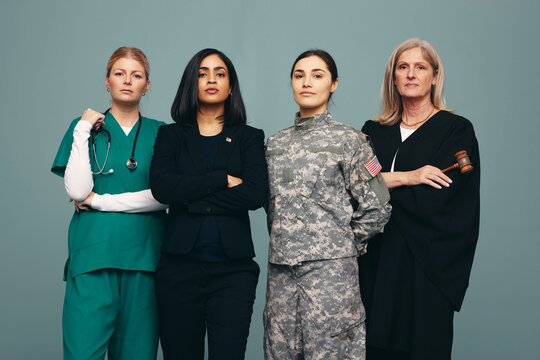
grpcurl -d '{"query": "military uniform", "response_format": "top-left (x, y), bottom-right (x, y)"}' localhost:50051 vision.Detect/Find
top-left (264, 112), bottom-right (391, 360)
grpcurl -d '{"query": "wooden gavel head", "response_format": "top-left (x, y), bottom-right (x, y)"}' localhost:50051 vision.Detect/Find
top-left (441, 150), bottom-right (474, 173)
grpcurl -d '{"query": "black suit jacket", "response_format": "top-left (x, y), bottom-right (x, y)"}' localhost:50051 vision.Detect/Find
top-left (150, 123), bottom-right (268, 259)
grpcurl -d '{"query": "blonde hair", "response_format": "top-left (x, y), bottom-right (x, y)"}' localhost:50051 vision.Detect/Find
top-left (106, 46), bottom-right (150, 80)
top-left (374, 38), bottom-right (451, 126)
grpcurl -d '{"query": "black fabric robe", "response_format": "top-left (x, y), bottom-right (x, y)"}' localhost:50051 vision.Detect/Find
top-left (358, 110), bottom-right (480, 359)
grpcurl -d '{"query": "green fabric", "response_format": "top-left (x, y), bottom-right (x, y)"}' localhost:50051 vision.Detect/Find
top-left (63, 268), bottom-right (159, 360)
top-left (368, 173), bottom-right (391, 206)
top-left (282, 168), bottom-right (294, 183)
top-left (52, 113), bottom-right (166, 278)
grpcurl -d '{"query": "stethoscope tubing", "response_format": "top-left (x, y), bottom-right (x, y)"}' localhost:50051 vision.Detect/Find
top-left (90, 108), bottom-right (142, 175)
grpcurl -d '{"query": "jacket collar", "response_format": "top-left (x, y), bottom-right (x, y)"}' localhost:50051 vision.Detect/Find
top-left (294, 111), bottom-right (332, 131)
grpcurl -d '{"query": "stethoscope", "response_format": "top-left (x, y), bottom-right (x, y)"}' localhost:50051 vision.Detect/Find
top-left (91, 108), bottom-right (142, 175)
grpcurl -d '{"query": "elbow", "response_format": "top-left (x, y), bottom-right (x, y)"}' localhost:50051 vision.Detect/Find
top-left (66, 189), bottom-right (91, 202)
top-left (65, 183), bottom-right (91, 201)
top-left (247, 185), bottom-right (269, 210)
top-left (383, 203), bottom-right (392, 222)
top-left (150, 185), bottom-right (169, 205)
top-left (149, 175), bottom-right (168, 204)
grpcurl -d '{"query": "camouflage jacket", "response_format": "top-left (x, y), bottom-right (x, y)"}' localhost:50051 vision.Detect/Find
top-left (266, 112), bottom-right (391, 265)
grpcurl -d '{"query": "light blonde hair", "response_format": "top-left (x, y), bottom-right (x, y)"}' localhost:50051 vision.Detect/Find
top-left (106, 46), bottom-right (150, 80)
top-left (374, 38), bottom-right (451, 126)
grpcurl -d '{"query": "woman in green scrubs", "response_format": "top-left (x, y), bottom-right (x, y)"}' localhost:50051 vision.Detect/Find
top-left (51, 47), bottom-right (166, 360)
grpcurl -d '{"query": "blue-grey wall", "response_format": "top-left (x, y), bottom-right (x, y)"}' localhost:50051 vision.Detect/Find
top-left (1, 0), bottom-right (538, 358)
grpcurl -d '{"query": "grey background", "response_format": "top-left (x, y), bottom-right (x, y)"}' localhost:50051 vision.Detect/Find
top-left (1, 0), bottom-right (538, 359)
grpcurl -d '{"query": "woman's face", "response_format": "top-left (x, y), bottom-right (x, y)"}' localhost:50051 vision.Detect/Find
top-left (197, 54), bottom-right (231, 106)
top-left (394, 47), bottom-right (437, 102)
top-left (105, 57), bottom-right (149, 106)
top-left (292, 56), bottom-right (338, 117)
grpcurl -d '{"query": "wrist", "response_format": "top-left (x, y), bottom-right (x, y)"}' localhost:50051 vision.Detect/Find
top-left (90, 193), bottom-right (101, 209)
top-left (76, 120), bottom-right (93, 132)
top-left (399, 172), bottom-right (411, 187)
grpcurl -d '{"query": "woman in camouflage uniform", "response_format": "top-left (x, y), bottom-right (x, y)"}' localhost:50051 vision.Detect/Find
top-left (264, 50), bottom-right (392, 360)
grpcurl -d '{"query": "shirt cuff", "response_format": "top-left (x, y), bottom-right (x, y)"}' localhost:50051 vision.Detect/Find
top-left (91, 193), bottom-right (104, 210)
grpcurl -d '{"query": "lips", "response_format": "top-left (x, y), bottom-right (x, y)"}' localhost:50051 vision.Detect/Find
top-left (300, 91), bottom-right (315, 96)
top-left (120, 89), bottom-right (133, 93)
top-left (205, 88), bottom-right (218, 94)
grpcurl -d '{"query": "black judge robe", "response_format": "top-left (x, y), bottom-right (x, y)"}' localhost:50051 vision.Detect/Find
top-left (358, 111), bottom-right (480, 360)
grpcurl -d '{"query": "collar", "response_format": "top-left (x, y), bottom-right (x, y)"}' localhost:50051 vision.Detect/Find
top-left (294, 111), bottom-right (333, 131)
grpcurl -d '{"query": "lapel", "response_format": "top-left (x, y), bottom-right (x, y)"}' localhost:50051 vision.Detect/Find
top-left (395, 111), bottom-right (445, 171)
top-left (373, 122), bottom-right (401, 171)
top-left (213, 126), bottom-right (236, 171)
top-left (398, 111), bottom-right (444, 154)
top-left (400, 111), bottom-right (439, 144)
top-left (183, 125), bottom-right (206, 174)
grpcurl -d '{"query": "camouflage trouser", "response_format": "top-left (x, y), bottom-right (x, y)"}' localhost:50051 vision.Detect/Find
top-left (264, 257), bottom-right (366, 360)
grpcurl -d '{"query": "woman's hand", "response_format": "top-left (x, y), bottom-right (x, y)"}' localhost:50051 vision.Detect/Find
top-left (80, 108), bottom-right (105, 130)
top-left (70, 192), bottom-right (95, 213)
top-left (407, 165), bottom-right (452, 189)
top-left (227, 175), bottom-right (243, 188)
top-left (382, 166), bottom-right (452, 189)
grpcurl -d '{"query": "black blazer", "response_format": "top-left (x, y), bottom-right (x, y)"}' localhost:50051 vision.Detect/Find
top-left (150, 123), bottom-right (268, 259)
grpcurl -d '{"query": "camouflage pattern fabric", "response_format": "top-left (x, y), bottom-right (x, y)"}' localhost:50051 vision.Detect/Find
top-left (265, 111), bottom-right (391, 266)
top-left (264, 112), bottom-right (391, 359)
top-left (264, 258), bottom-right (365, 360)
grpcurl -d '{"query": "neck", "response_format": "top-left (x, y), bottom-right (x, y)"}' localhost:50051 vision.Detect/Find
top-left (110, 102), bottom-right (140, 127)
top-left (197, 104), bottom-right (225, 136)
top-left (299, 105), bottom-right (327, 118)
top-left (401, 97), bottom-right (436, 128)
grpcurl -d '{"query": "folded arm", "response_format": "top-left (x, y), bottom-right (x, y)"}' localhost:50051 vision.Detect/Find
top-left (187, 129), bottom-right (269, 215)
top-left (150, 126), bottom-right (229, 204)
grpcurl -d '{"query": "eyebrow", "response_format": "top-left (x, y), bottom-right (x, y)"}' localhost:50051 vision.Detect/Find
top-left (112, 68), bottom-right (144, 73)
top-left (294, 68), bottom-right (326, 73)
top-left (397, 61), bottom-right (428, 65)
top-left (199, 66), bottom-right (227, 71)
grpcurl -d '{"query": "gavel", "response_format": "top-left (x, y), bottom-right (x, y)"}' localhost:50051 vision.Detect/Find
top-left (441, 150), bottom-right (473, 173)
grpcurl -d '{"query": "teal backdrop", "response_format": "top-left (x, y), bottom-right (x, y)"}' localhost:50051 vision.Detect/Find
top-left (1, 0), bottom-right (538, 358)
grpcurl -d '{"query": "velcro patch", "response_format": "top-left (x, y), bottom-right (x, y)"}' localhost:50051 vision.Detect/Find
top-left (364, 156), bottom-right (382, 177)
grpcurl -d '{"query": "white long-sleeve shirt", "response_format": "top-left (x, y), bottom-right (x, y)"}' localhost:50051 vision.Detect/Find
top-left (64, 120), bottom-right (167, 213)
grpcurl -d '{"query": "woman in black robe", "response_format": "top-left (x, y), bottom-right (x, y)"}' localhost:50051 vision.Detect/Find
top-left (358, 38), bottom-right (480, 360)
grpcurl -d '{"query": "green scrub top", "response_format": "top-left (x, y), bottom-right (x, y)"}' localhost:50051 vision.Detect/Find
top-left (52, 112), bottom-right (166, 279)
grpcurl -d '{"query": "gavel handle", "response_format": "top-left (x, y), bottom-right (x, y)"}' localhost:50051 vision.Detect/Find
top-left (441, 163), bottom-right (458, 173)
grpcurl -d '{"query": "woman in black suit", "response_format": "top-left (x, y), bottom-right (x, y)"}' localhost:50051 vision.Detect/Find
top-left (150, 48), bottom-right (268, 360)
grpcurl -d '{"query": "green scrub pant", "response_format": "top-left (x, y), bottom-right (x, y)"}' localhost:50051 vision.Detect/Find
top-left (63, 268), bottom-right (159, 360)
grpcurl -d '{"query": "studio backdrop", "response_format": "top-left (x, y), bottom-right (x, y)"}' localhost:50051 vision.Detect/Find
top-left (1, 0), bottom-right (539, 358)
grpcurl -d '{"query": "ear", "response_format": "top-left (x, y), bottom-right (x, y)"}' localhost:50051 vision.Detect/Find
top-left (330, 78), bottom-right (339, 93)
top-left (432, 70), bottom-right (438, 85)
top-left (105, 77), bottom-right (110, 90)
top-left (144, 80), bottom-right (150, 93)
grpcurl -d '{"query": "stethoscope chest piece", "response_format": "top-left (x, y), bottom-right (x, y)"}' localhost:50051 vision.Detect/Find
top-left (91, 108), bottom-right (142, 174)
top-left (126, 157), bottom-right (138, 170)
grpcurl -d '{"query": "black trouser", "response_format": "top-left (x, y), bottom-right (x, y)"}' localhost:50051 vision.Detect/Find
top-left (155, 254), bottom-right (259, 360)
top-left (367, 347), bottom-right (411, 360)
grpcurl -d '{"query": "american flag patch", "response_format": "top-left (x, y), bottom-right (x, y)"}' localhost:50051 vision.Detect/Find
top-left (225, 137), bottom-right (232, 143)
top-left (364, 156), bottom-right (382, 177)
